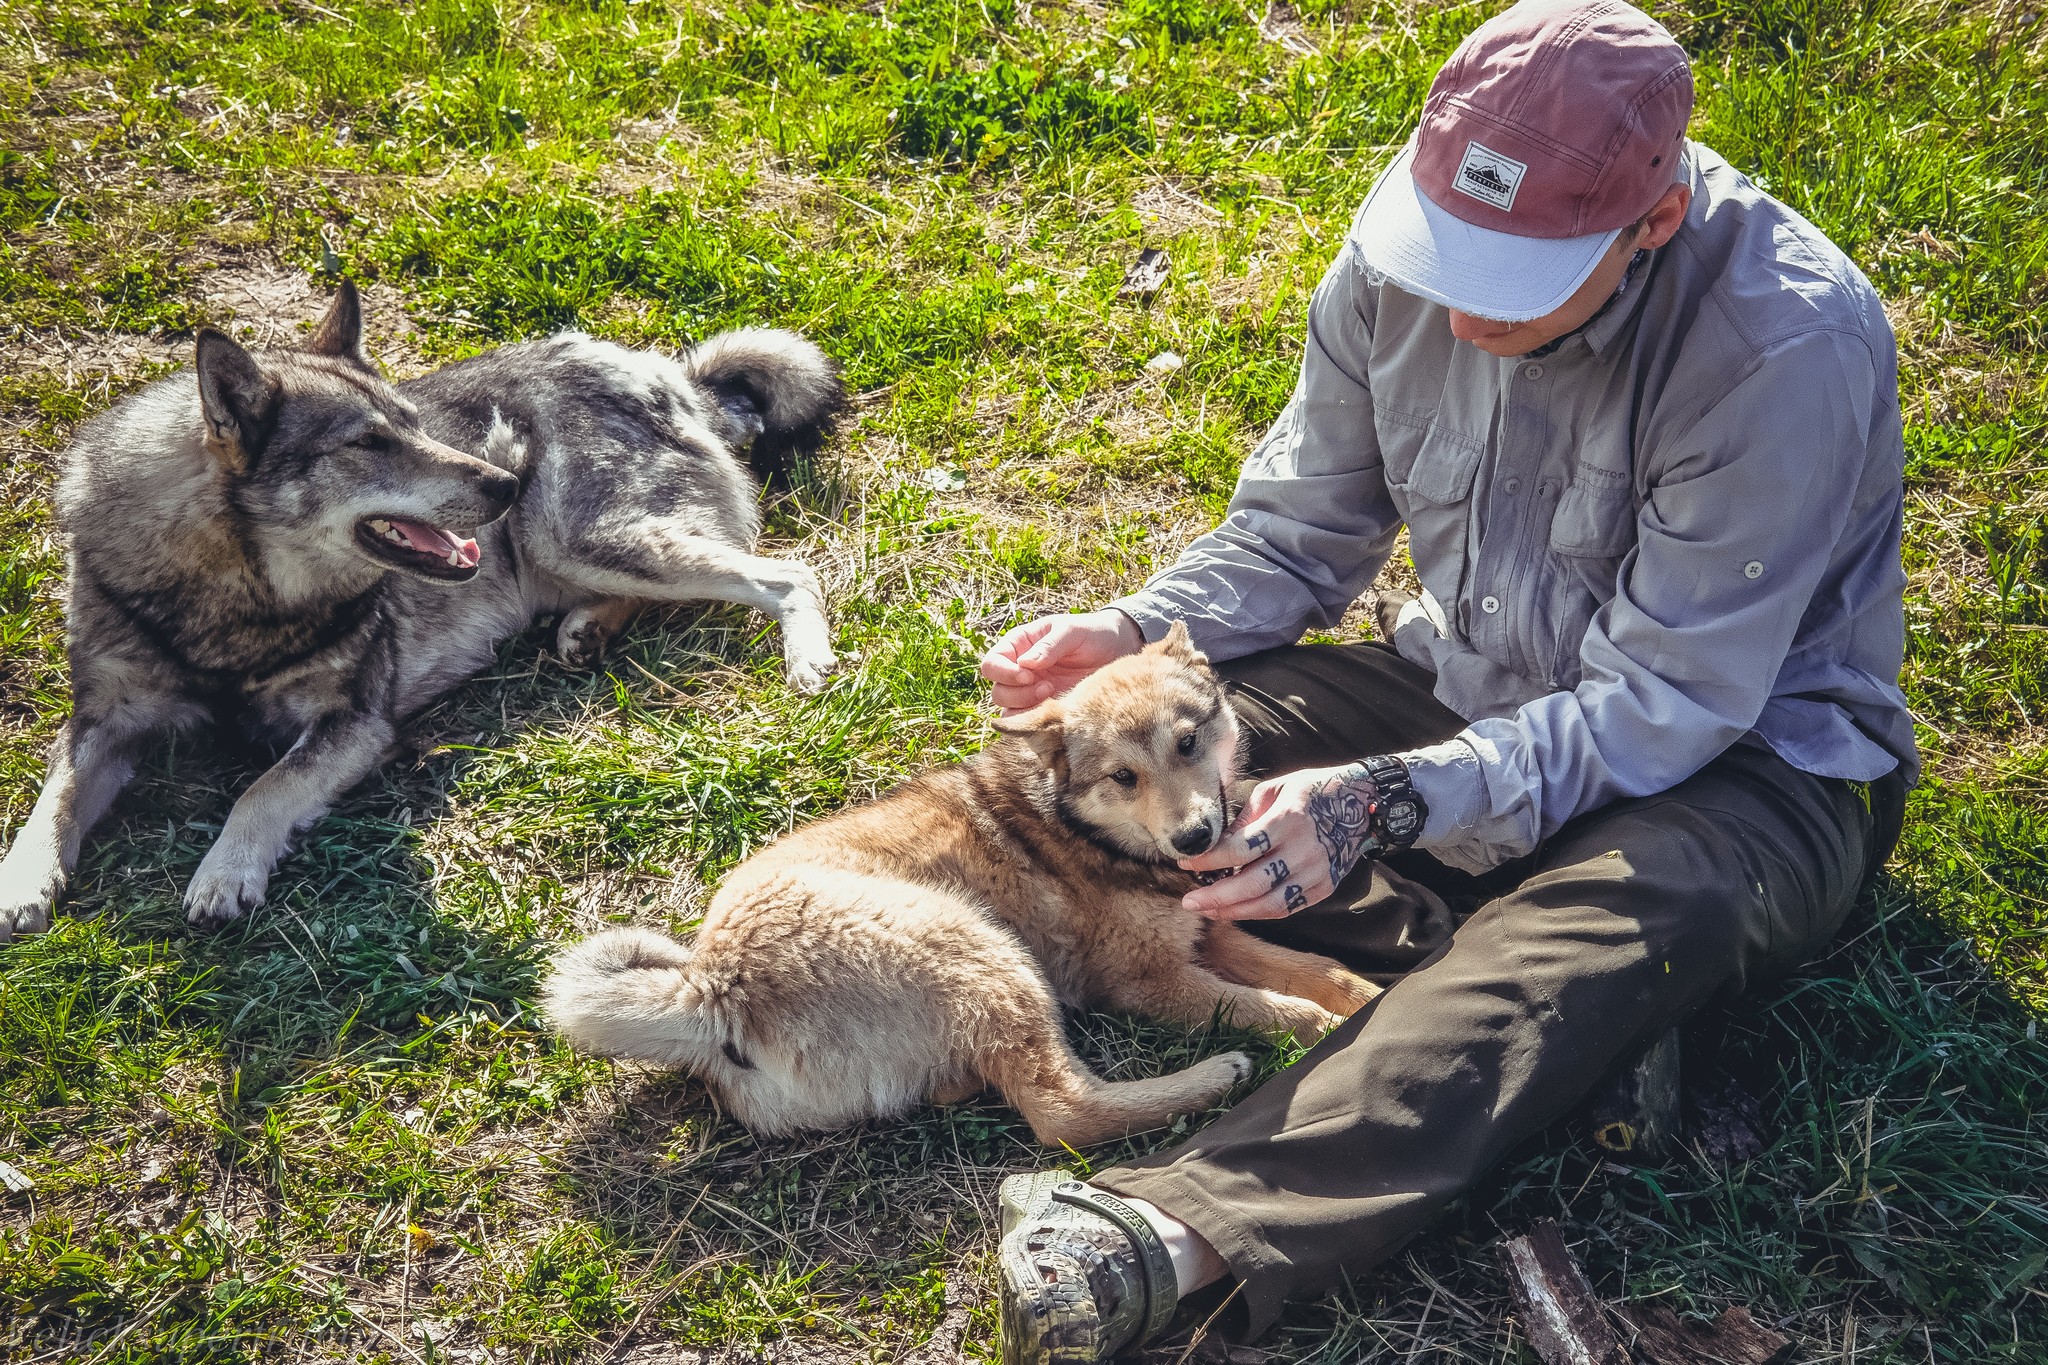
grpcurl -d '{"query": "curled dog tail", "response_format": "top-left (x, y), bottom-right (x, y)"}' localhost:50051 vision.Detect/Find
top-left (541, 927), bottom-right (730, 1067)
top-left (687, 327), bottom-right (846, 488)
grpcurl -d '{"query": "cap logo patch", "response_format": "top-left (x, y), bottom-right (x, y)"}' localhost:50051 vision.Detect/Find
top-left (1452, 140), bottom-right (1527, 212)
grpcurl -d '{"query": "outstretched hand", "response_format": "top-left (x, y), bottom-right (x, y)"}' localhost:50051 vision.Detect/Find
top-left (978, 610), bottom-right (1145, 716)
top-left (1178, 763), bottom-right (1382, 920)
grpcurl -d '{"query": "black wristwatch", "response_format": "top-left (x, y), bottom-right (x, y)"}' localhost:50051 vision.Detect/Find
top-left (1361, 755), bottom-right (1427, 853)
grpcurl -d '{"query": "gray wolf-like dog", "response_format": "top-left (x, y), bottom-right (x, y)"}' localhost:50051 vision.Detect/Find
top-left (0, 282), bottom-right (843, 940)
top-left (543, 625), bottom-right (1381, 1147)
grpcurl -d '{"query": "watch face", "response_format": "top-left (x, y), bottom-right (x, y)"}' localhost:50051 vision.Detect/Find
top-left (1384, 801), bottom-right (1421, 840)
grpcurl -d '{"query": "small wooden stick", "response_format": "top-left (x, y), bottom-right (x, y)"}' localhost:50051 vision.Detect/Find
top-left (1500, 1220), bottom-right (1629, 1365)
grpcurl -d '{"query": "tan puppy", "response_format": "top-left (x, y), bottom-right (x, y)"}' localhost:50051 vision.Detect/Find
top-left (544, 625), bottom-right (1381, 1147)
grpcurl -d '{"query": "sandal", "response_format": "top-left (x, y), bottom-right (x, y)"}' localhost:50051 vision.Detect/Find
top-left (998, 1170), bottom-right (1178, 1365)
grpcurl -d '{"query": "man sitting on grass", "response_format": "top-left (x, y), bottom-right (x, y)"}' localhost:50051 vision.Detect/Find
top-left (976, 2), bottom-right (1916, 1360)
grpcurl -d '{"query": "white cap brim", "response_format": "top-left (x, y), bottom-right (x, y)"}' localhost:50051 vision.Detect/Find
top-left (1350, 141), bottom-right (1620, 323)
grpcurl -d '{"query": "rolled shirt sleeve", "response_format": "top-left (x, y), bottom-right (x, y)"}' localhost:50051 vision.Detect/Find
top-left (1110, 247), bottom-right (1404, 662)
top-left (1401, 329), bottom-right (1883, 872)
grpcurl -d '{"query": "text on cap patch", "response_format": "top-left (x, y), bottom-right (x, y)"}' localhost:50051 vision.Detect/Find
top-left (1452, 140), bottom-right (1527, 212)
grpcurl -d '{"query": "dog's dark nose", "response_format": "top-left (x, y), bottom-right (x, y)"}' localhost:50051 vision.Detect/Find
top-left (478, 467), bottom-right (519, 505)
top-left (1172, 823), bottom-right (1216, 856)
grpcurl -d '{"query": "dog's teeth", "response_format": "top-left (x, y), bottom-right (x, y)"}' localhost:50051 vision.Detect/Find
top-left (447, 550), bottom-right (463, 567)
top-left (368, 518), bottom-right (391, 534)
top-left (384, 528), bottom-right (405, 544)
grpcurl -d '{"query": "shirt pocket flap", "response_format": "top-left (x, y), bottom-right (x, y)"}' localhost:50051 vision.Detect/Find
top-left (1389, 420), bottom-right (1486, 506)
top-left (1549, 478), bottom-right (1636, 558)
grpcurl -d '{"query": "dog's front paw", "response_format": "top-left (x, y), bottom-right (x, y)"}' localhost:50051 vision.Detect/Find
top-left (784, 648), bottom-right (839, 695)
top-left (0, 857), bottom-right (59, 944)
top-left (184, 847), bottom-right (271, 925)
top-left (0, 887), bottom-right (53, 945)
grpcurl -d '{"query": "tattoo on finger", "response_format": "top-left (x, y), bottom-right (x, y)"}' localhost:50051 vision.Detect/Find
top-left (1245, 831), bottom-right (1273, 854)
top-left (1282, 884), bottom-right (1307, 913)
top-left (1263, 858), bottom-right (1289, 887)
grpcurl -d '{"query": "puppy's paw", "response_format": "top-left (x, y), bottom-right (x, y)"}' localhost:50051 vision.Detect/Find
top-left (1329, 971), bottom-right (1384, 1016)
top-left (1215, 1050), bottom-right (1254, 1086)
top-left (1182, 1050), bottom-right (1255, 1108)
top-left (184, 847), bottom-right (270, 926)
top-left (1265, 998), bottom-right (1343, 1040)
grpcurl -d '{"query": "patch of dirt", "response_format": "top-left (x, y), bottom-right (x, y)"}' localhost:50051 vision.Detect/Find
top-left (1131, 179), bottom-right (1227, 237)
top-left (0, 256), bottom-right (430, 384)
top-left (1255, 1), bottom-right (1320, 58)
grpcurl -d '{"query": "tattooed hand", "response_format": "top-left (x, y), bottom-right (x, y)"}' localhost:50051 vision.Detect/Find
top-left (1304, 766), bottom-right (1380, 889)
top-left (1174, 762), bottom-right (1384, 921)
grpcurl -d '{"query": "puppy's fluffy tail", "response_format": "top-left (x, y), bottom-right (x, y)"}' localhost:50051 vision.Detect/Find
top-left (687, 327), bottom-right (845, 488)
top-left (541, 927), bottom-right (725, 1066)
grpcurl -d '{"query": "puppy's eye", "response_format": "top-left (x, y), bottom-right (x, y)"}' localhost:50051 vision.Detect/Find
top-left (353, 433), bottom-right (392, 454)
top-left (1110, 768), bottom-right (1138, 788)
top-left (1176, 732), bottom-right (1200, 757)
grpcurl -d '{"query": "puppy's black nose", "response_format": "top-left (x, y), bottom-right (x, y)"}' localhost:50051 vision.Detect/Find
top-left (1172, 824), bottom-right (1216, 856)
top-left (478, 467), bottom-right (519, 506)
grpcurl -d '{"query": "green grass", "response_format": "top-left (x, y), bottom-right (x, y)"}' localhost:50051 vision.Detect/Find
top-left (1, 0), bottom-right (2045, 1360)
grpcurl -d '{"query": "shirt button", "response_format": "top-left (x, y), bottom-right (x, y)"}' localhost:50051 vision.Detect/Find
top-left (1523, 363), bottom-right (1545, 380)
top-left (1743, 561), bottom-right (1765, 579)
top-left (1481, 595), bottom-right (1502, 614)
top-left (1504, 477), bottom-right (1521, 494)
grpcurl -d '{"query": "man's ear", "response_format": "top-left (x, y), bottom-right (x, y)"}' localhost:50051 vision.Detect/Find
top-left (1148, 619), bottom-right (1209, 669)
top-left (992, 700), bottom-right (1066, 770)
top-left (1638, 183), bottom-right (1692, 251)
top-left (305, 279), bottom-right (373, 369)
top-left (195, 330), bottom-right (280, 474)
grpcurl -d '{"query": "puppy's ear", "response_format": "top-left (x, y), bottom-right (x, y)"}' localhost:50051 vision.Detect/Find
top-left (1149, 619), bottom-right (1209, 668)
top-left (305, 279), bottom-right (373, 370)
top-left (992, 700), bottom-right (1066, 770)
top-left (195, 330), bottom-right (280, 474)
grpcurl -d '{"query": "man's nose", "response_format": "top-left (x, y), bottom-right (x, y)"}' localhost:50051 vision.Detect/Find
top-left (1448, 309), bottom-right (1516, 342)
top-left (1172, 822), bottom-right (1217, 856)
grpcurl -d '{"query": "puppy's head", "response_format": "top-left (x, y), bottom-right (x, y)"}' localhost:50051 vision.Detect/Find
top-left (995, 621), bottom-right (1243, 863)
top-left (193, 281), bottom-right (520, 591)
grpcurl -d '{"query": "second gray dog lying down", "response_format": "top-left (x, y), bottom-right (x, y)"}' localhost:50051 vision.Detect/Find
top-left (0, 282), bottom-right (842, 940)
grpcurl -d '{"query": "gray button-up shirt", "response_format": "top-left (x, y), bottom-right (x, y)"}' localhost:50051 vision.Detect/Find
top-left (1111, 143), bottom-right (1917, 873)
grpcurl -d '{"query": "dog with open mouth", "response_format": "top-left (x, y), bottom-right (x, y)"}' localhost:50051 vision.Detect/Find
top-left (0, 282), bottom-right (843, 938)
top-left (543, 625), bottom-right (1383, 1147)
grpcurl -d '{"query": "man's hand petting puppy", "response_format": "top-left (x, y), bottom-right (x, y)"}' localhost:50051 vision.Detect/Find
top-left (1179, 764), bottom-right (1382, 921)
top-left (979, 609), bottom-right (1143, 715)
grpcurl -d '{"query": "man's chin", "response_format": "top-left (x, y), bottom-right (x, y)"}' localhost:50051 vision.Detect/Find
top-left (1469, 334), bottom-right (1539, 357)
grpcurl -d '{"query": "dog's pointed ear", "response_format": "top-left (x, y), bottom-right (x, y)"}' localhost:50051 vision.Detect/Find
top-left (992, 700), bottom-right (1066, 769)
top-left (195, 329), bottom-right (280, 474)
top-left (1148, 619), bottom-right (1209, 668)
top-left (305, 280), bottom-right (373, 369)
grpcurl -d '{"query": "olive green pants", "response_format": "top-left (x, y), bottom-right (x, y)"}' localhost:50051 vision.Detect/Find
top-left (1093, 642), bottom-right (1908, 1337)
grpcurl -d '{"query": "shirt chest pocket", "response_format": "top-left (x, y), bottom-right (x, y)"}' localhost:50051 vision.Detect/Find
top-left (1380, 413), bottom-right (1487, 617)
top-left (1379, 412), bottom-right (1486, 507)
top-left (1548, 471), bottom-right (1637, 610)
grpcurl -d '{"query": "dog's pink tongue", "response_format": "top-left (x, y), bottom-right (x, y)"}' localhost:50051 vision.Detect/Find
top-left (390, 519), bottom-right (480, 569)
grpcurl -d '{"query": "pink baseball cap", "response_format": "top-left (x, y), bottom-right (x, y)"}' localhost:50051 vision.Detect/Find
top-left (1352, 0), bottom-right (1693, 322)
